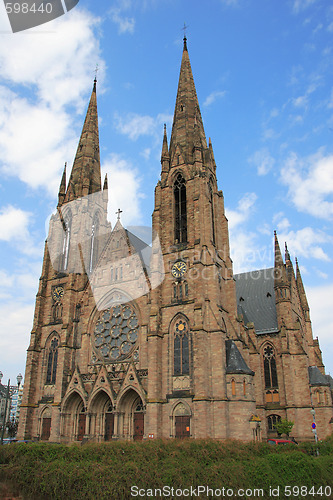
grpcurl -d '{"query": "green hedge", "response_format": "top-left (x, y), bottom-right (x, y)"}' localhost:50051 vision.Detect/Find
top-left (0, 437), bottom-right (332, 499)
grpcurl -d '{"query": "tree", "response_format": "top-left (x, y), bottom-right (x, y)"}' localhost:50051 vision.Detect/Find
top-left (6, 420), bottom-right (18, 438)
top-left (274, 418), bottom-right (294, 437)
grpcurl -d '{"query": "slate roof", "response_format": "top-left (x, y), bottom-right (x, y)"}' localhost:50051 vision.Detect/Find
top-left (225, 339), bottom-right (254, 375)
top-left (308, 366), bottom-right (330, 386)
top-left (234, 268), bottom-right (279, 335)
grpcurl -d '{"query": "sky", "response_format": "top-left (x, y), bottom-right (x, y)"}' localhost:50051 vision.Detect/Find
top-left (0, 0), bottom-right (332, 386)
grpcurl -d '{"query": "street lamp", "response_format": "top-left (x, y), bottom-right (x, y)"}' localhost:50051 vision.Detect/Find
top-left (17, 374), bottom-right (23, 388)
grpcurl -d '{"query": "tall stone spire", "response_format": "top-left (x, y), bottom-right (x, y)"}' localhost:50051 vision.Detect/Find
top-left (161, 124), bottom-right (170, 173)
top-left (296, 258), bottom-right (310, 316)
top-left (274, 231), bottom-right (288, 289)
top-left (57, 162), bottom-right (67, 207)
top-left (64, 79), bottom-right (101, 203)
top-left (169, 36), bottom-right (207, 164)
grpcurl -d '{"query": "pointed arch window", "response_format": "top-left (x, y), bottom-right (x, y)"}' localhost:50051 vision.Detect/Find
top-left (209, 183), bottom-right (215, 245)
top-left (263, 345), bottom-right (278, 389)
top-left (89, 214), bottom-right (99, 273)
top-left (46, 337), bottom-right (59, 384)
top-left (267, 414), bottom-right (281, 431)
top-left (62, 212), bottom-right (72, 271)
top-left (174, 318), bottom-right (189, 376)
top-left (174, 174), bottom-right (187, 244)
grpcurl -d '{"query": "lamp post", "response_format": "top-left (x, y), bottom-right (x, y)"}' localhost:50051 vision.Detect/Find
top-left (310, 407), bottom-right (319, 456)
top-left (0, 379), bottom-right (10, 445)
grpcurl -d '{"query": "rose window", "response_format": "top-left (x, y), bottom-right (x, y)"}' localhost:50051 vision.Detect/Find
top-left (94, 304), bottom-right (139, 361)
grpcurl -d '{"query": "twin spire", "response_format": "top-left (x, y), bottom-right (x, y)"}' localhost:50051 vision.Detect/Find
top-left (274, 231), bottom-right (309, 314)
top-left (58, 78), bottom-right (106, 207)
top-left (162, 36), bottom-right (208, 167)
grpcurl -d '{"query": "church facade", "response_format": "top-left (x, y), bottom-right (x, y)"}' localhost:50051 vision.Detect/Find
top-left (18, 39), bottom-right (333, 443)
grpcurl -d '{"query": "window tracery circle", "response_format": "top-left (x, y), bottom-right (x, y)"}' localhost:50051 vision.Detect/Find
top-left (263, 345), bottom-right (274, 359)
top-left (93, 303), bottom-right (139, 362)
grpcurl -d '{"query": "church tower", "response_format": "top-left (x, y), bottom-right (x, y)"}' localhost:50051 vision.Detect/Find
top-left (146, 37), bottom-right (256, 439)
top-left (18, 79), bottom-right (110, 441)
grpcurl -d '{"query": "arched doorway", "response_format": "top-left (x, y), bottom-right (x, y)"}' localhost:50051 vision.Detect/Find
top-left (117, 389), bottom-right (145, 440)
top-left (40, 408), bottom-right (52, 441)
top-left (173, 402), bottom-right (191, 439)
top-left (61, 392), bottom-right (86, 442)
top-left (133, 397), bottom-right (144, 441)
top-left (105, 403), bottom-right (114, 441)
top-left (89, 390), bottom-right (114, 442)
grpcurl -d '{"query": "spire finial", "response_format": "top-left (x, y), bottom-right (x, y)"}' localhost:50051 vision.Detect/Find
top-left (182, 22), bottom-right (188, 51)
top-left (116, 208), bottom-right (123, 221)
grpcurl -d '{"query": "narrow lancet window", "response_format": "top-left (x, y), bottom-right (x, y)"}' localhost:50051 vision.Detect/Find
top-left (174, 174), bottom-right (187, 243)
top-left (62, 213), bottom-right (71, 271)
top-left (46, 337), bottom-right (59, 384)
top-left (209, 183), bottom-right (215, 245)
top-left (174, 318), bottom-right (189, 376)
top-left (89, 214), bottom-right (99, 273)
top-left (263, 345), bottom-right (278, 389)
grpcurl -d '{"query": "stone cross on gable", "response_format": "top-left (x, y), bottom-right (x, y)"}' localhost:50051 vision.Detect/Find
top-left (116, 208), bottom-right (123, 221)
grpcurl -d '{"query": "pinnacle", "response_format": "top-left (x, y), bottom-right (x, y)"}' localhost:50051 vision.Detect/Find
top-left (64, 79), bottom-right (101, 203)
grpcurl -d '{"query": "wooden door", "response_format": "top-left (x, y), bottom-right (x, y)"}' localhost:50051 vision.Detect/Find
top-left (78, 413), bottom-right (86, 441)
top-left (133, 412), bottom-right (144, 441)
top-left (105, 413), bottom-right (114, 441)
top-left (175, 416), bottom-right (190, 439)
top-left (41, 417), bottom-right (51, 441)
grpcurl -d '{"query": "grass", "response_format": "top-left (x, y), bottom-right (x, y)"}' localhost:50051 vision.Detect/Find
top-left (0, 437), bottom-right (332, 499)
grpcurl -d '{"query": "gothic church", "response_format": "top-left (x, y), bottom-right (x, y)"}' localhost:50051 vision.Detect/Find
top-left (18, 38), bottom-right (333, 443)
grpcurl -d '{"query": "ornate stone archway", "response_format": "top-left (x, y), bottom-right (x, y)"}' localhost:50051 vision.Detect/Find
top-left (88, 390), bottom-right (114, 442)
top-left (60, 391), bottom-right (86, 442)
top-left (116, 389), bottom-right (145, 440)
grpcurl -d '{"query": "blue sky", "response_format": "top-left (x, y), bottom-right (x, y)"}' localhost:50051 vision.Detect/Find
top-left (0, 0), bottom-right (332, 384)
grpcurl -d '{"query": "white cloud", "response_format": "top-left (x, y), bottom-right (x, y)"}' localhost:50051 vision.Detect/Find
top-left (0, 9), bottom-right (105, 196)
top-left (280, 150), bottom-right (333, 219)
top-left (109, 7), bottom-right (135, 34)
top-left (226, 193), bottom-right (270, 273)
top-left (102, 154), bottom-right (144, 227)
top-left (0, 205), bottom-right (32, 242)
top-left (226, 192), bottom-right (257, 230)
top-left (277, 226), bottom-right (331, 262)
top-left (0, 205), bottom-right (42, 256)
top-left (115, 112), bottom-right (156, 140)
top-left (307, 283), bottom-right (333, 374)
top-left (203, 90), bottom-right (226, 107)
top-left (114, 112), bottom-right (170, 141)
top-left (0, 302), bottom-right (35, 382)
top-left (292, 95), bottom-right (308, 108)
top-left (292, 0), bottom-right (317, 14)
top-left (273, 212), bottom-right (291, 233)
top-left (249, 148), bottom-right (275, 176)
